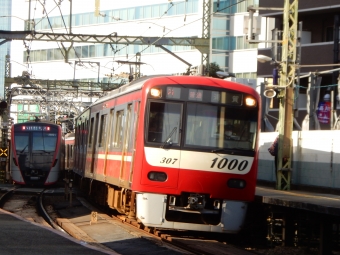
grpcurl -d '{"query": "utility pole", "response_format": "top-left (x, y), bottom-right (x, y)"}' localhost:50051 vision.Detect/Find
top-left (276, 0), bottom-right (298, 190)
top-left (0, 55), bottom-right (10, 183)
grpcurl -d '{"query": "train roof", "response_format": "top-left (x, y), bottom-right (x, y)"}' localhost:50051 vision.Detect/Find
top-left (79, 75), bottom-right (259, 115)
top-left (13, 119), bottom-right (59, 126)
top-left (93, 74), bottom-right (168, 106)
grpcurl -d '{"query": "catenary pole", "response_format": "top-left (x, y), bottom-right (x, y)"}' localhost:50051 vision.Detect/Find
top-left (276, 0), bottom-right (298, 190)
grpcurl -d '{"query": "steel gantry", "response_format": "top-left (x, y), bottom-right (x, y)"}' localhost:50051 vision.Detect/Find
top-left (0, 30), bottom-right (210, 64)
top-left (3, 55), bottom-right (122, 132)
top-left (276, 0), bottom-right (299, 190)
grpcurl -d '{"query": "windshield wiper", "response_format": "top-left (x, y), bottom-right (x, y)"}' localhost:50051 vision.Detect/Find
top-left (211, 148), bottom-right (233, 154)
top-left (34, 150), bottom-right (52, 154)
top-left (212, 147), bottom-right (251, 153)
top-left (161, 127), bottom-right (177, 149)
top-left (20, 145), bottom-right (28, 153)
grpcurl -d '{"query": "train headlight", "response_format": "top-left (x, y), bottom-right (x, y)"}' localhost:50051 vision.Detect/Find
top-left (150, 88), bottom-right (162, 98)
top-left (148, 171), bottom-right (167, 182)
top-left (227, 179), bottom-right (246, 189)
top-left (245, 96), bottom-right (257, 107)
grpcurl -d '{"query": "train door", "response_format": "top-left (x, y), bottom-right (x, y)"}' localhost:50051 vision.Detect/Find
top-left (110, 103), bottom-right (132, 186)
top-left (104, 108), bottom-right (114, 177)
top-left (93, 109), bottom-right (109, 180)
top-left (74, 121), bottom-right (80, 172)
top-left (129, 101), bottom-right (140, 185)
top-left (87, 112), bottom-right (99, 176)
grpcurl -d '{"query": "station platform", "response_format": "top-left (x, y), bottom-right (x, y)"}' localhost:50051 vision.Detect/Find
top-left (0, 184), bottom-right (187, 255)
top-left (255, 185), bottom-right (340, 216)
top-left (0, 209), bottom-right (117, 255)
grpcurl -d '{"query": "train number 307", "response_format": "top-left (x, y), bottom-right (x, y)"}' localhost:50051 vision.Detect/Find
top-left (211, 158), bottom-right (249, 171)
top-left (160, 157), bottom-right (178, 164)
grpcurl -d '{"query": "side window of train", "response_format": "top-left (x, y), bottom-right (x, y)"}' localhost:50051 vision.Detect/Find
top-left (125, 104), bottom-right (132, 149)
top-left (129, 101), bottom-right (140, 150)
top-left (98, 114), bottom-right (107, 148)
top-left (80, 122), bottom-right (84, 147)
top-left (113, 110), bottom-right (124, 148)
top-left (108, 109), bottom-right (114, 150)
top-left (88, 117), bottom-right (94, 147)
top-left (85, 120), bottom-right (89, 146)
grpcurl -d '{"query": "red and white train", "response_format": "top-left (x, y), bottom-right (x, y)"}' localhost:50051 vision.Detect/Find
top-left (72, 75), bottom-right (261, 233)
top-left (10, 120), bottom-right (63, 186)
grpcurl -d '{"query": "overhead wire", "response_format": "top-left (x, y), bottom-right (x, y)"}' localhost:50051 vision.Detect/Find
top-left (111, 0), bottom-right (246, 74)
top-left (27, 0), bottom-right (246, 81)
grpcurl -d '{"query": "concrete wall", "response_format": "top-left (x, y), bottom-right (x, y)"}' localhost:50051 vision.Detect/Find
top-left (258, 131), bottom-right (340, 189)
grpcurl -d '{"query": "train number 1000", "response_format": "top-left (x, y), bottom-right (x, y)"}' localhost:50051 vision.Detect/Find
top-left (211, 158), bottom-right (248, 171)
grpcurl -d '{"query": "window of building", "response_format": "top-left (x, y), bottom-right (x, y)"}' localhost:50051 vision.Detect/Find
top-left (32, 0), bottom-right (199, 30)
top-left (82, 13), bottom-right (90, 26)
top-left (40, 49), bottom-right (47, 61)
top-left (89, 45), bottom-right (95, 57)
top-left (47, 49), bottom-right (54, 61)
top-left (74, 14), bottom-right (82, 26)
top-left (159, 4), bottom-right (168, 16)
top-left (82, 46), bottom-right (89, 58)
top-left (211, 54), bottom-right (228, 70)
top-left (144, 6), bottom-right (152, 18)
top-left (54, 49), bottom-right (63, 60)
top-left (69, 48), bottom-right (75, 59)
top-left (95, 45), bottom-right (104, 57)
top-left (120, 9), bottom-right (128, 20)
top-left (42, 18), bottom-right (50, 29)
top-left (128, 8), bottom-right (135, 20)
top-left (74, 46), bottom-right (82, 58)
top-left (152, 5), bottom-right (160, 18)
top-left (176, 2), bottom-right (185, 15)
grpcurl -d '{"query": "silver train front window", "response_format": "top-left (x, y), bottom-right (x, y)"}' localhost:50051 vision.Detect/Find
top-left (184, 103), bottom-right (257, 150)
top-left (32, 132), bottom-right (58, 152)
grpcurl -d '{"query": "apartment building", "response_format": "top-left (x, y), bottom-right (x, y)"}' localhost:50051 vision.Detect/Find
top-left (257, 0), bottom-right (340, 130)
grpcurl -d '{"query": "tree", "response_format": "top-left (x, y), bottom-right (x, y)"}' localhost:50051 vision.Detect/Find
top-left (208, 62), bottom-right (222, 78)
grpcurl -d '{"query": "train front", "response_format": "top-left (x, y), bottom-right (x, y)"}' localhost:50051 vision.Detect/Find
top-left (11, 122), bottom-right (62, 186)
top-left (134, 77), bottom-right (260, 233)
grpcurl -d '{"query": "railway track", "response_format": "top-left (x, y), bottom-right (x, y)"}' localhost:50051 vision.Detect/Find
top-left (79, 196), bottom-right (256, 255)
top-left (0, 185), bottom-right (324, 255)
top-left (73, 195), bottom-right (336, 255)
top-left (0, 185), bottom-right (273, 254)
top-left (0, 186), bottom-right (67, 231)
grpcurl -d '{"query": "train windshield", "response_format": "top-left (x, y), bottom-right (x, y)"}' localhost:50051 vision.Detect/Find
top-left (32, 133), bottom-right (58, 152)
top-left (146, 100), bottom-right (257, 151)
top-left (15, 131), bottom-right (58, 154)
top-left (147, 101), bottom-right (181, 144)
top-left (184, 103), bottom-right (257, 151)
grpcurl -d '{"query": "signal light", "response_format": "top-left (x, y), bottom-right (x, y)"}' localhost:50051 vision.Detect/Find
top-left (245, 97), bottom-right (257, 107)
top-left (0, 148), bottom-right (8, 157)
top-left (150, 88), bottom-right (162, 98)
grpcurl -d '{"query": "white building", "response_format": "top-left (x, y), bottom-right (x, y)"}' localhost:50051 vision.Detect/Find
top-left (7, 0), bottom-right (270, 84)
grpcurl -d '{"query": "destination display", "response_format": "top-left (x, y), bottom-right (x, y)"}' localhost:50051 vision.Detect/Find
top-left (164, 86), bottom-right (243, 105)
top-left (21, 126), bottom-right (51, 131)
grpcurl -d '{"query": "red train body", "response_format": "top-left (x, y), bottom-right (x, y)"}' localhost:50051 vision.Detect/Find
top-left (10, 120), bottom-right (63, 186)
top-left (73, 75), bottom-right (261, 233)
